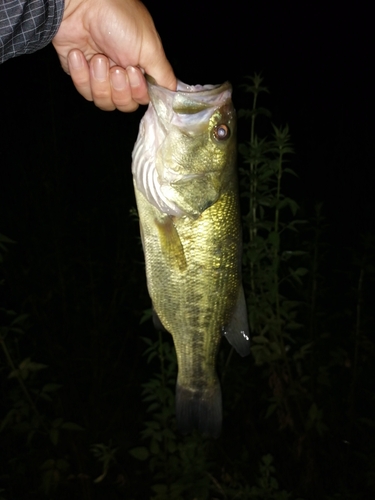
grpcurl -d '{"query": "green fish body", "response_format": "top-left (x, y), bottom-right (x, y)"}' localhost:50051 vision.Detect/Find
top-left (132, 78), bottom-right (249, 438)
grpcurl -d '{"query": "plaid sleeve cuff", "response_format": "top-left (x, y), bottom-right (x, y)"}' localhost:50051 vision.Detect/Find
top-left (0, 0), bottom-right (64, 63)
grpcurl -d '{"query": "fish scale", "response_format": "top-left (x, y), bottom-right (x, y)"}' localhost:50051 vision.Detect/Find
top-left (132, 78), bottom-right (250, 437)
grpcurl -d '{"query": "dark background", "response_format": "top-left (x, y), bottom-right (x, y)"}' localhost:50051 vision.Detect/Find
top-left (1, 2), bottom-right (373, 238)
top-left (0, 1), bottom-right (374, 498)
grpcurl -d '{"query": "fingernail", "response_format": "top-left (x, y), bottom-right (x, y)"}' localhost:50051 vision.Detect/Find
top-left (111, 69), bottom-right (128, 90)
top-left (93, 57), bottom-right (107, 82)
top-left (127, 66), bottom-right (141, 87)
top-left (69, 51), bottom-right (84, 70)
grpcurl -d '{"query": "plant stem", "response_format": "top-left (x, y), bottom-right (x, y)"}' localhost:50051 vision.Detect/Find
top-left (248, 82), bottom-right (259, 299)
top-left (0, 338), bottom-right (48, 431)
top-left (348, 262), bottom-right (364, 431)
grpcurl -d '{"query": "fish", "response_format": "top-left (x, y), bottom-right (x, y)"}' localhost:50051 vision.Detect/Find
top-left (131, 77), bottom-right (250, 438)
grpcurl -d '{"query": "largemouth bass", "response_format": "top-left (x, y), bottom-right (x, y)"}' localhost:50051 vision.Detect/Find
top-left (132, 77), bottom-right (250, 438)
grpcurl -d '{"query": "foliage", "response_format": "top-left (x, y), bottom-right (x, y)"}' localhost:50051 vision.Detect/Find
top-left (0, 236), bottom-right (85, 497)
top-left (235, 74), bottom-right (375, 498)
top-left (1, 74), bottom-right (374, 499)
top-left (130, 331), bottom-right (211, 499)
top-left (129, 331), bottom-right (298, 499)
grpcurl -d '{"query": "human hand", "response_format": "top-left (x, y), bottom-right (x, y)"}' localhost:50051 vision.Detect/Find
top-left (66, 51), bottom-right (149, 112)
top-left (52, 0), bottom-right (176, 112)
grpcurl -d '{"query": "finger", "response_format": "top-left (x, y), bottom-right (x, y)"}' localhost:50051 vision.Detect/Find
top-left (109, 67), bottom-right (139, 113)
top-left (90, 55), bottom-right (116, 111)
top-left (68, 50), bottom-right (93, 102)
top-left (126, 66), bottom-right (149, 105)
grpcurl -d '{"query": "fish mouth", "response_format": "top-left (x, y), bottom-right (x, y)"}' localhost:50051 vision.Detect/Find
top-left (147, 74), bottom-right (231, 98)
top-left (132, 77), bottom-right (234, 217)
top-left (146, 75), bottom-right (233, 116)
top-left (173, 80), bottom-right (232, 113)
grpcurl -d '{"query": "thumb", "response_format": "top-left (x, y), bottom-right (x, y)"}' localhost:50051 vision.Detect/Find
top-left (146, 56), bottom-right (177, 91)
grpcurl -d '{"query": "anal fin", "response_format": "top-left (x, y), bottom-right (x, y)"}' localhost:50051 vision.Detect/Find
top-left (222, 285), bottom-right (250, 357)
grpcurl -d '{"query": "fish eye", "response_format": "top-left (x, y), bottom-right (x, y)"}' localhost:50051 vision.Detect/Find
top-left (213, 124), bottom-right (230, 141)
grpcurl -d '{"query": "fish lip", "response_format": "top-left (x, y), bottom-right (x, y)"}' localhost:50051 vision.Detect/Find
top-left (146, 74), bottom-right (232, 97)
top-left (174, 80), bottom-right (232, 97)
top-left (146, 77), bottom-right (233, 116)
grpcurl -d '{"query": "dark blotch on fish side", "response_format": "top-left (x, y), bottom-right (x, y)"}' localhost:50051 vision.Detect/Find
top-left (175, 382), bottom-right (222, 439)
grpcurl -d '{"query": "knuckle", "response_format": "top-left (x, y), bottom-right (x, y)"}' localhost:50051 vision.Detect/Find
top-left (92, 87), bottom-right (110, 100)
top-left (117, 102), bottom-right (139, 113)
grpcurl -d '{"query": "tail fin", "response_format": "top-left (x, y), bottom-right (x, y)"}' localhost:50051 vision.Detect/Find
top-left (175, 380), bottom-right (222, 439)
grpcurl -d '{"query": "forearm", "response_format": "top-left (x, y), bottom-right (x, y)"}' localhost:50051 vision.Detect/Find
top-left (0, 0), bottom-right (64, 63)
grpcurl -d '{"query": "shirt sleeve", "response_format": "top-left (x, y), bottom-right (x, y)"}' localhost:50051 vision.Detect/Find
top-left (0, 0), bottom-right (64, 64)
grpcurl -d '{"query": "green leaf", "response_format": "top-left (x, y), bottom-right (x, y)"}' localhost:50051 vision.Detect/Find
top-left (52, 417), bottom-right (64, 428)
top-left (0, 409), bottom-right (17, 432)
top-left (140, 336), bottom-right (153, 346)
top-left (162, 428), bottom-right (176, 440)
top-left (61, 422), bottom-right (85, 431)
top-left (0, 234), bottom-right (15, 244)
top-left (262, 454), bottom-right (274, 466)
top-left (282, 250), bottom-right (307, 258)
top-left (56, 459), bottom-right (69, 471)
top-left (140, 308), bottom-right (152, 324)
top-left (39, 392), bottom-right (53, 402)
top-left (277, 197), bottom-right (299, 215)
top-left (252, 335), bottom-right (269, 344)
top-left (150, 439), bottom-right (160, 455)
top-left (358, 417), bottom-right (375, 428)
top-left (42, 383), bottom-right (63, 393)
top-left (167, 440), bottom-right (177, 453)
top-left (147, 403), bottom-right (159, 412)
top-left (10, 358), bottom-right (48, 380)
top-left (283, 167), bottom-right (298, 177)
top-left (129, 446), bottom-right (150, 461)
top-left (10, 313), bottom-right (28, 326)
top-left (152, 484), bottom-right (168, 494)
top-left (265, 403), bottom-right (278, 418)
top-left (147, 351), bottom-right (158, 363)
top-left (50, 428), bottom-right (59, 445)
top-left (268, 231), bottom-right (280, 247)
top-left (40, 459), bottom-right (56, 471)
top-left (295, 267), bottom-right (308, 276)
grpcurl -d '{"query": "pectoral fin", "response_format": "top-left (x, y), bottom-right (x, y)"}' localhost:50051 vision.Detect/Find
top-left (222, 285), bottom-right (250, 357)
top-left (155, 216), bottom-right (187, 272)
